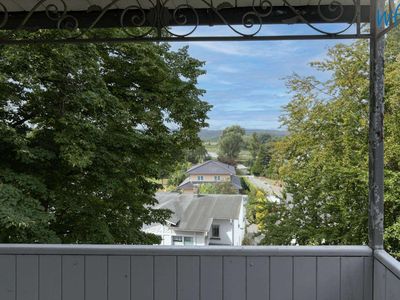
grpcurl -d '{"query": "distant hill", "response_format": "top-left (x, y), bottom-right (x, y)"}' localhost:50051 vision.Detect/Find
top-left (199, 129), bottom-right (288, 142)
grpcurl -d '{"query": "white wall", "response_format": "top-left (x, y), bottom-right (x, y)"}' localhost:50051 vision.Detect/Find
top-left (236, 197), bottom-right (246, 245)
top-left (143, 224), bottom-right (206, 246)
top-left (207, 219), bottom-right (234, 245)
top-left (206, 197), bottom-right (246, 246)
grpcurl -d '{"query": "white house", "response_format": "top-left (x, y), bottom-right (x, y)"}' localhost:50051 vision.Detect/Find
top-left (143, 192), bottom-right (246, 246)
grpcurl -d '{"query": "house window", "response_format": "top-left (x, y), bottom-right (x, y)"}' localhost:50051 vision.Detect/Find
top-left (211, 225), bottom-right (220, 238)
top-left (214, 175), bottom-right (221, 181)
top-left (184, 237), bottom-right (194, 245)
top-left (172, 236), bottom-right (183, 245)
top-left (197, 175), bottom-right (204, 181)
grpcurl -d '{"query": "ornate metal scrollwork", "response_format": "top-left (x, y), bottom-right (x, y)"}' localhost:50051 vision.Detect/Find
top-left (0, 0), bottom-right (366, 43)
top-left (165, 3), bottom-right (199, 37)
top-left (283, 0), bottom-right (357, 35)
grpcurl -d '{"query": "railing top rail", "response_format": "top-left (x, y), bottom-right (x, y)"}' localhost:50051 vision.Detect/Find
top-left (374, 250), bottom-right (400, 279)
top-left (0, 244), bottom-right (372, 257)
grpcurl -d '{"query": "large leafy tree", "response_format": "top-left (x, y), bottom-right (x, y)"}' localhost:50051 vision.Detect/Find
top-left (0, 31), bottom-right (211, 244)
top-left (218, 125), bottom-right (245, 164)
top-left (262, 29), bottom-right (400, 258)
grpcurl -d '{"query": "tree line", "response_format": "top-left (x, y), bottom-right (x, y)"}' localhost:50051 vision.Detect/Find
top-left (259, 29), bottom-right (400, 258)
top-left (0, 30), bottom-right (211, 244)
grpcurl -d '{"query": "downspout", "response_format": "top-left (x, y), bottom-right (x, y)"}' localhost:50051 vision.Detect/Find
top-left (231, 219), bottom-right (234, 246)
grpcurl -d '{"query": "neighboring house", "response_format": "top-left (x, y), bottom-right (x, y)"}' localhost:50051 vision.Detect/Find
top-left (143, 192), bottom-right (246, 246)
top-left (178, 160), bottom-right (242, 193)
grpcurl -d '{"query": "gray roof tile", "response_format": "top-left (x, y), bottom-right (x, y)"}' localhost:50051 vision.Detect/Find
top-left (187, 160), bottom-right (236, 175)
top-left (154, 192), bottom-right (244, 232)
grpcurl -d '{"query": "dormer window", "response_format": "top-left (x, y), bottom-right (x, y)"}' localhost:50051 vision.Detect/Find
top-left (197, 175), bottom-right (204, 181)
top-left (211, 224), bottom-right (220, 239)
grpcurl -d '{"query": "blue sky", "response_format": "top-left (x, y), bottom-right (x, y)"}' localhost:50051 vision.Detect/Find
top-left (171, 25), bottom-right (355, 130)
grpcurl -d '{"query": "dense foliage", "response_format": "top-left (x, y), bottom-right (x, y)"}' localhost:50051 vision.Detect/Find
top-left (167, 162), bottom-right (191, 188)
top-left (0, 31), bottom-right (211, 244)
top-left (243, 178), bottom-right (267, 225)
top-left (218, 125), bottom-right (245, 164)
top-left (198, 182), bottom-right (238, 194)
top-left (184, 144), bottom-right (208, 164)
top-left (245, 132), bottom-right (273, 175)
top-left (261, 30), bottom-right (400, 258)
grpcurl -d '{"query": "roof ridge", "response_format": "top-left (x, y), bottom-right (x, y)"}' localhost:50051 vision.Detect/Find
top-left (187, 160), bottom-right (235, 174)
top-left (214, 161), bottom-right (235, 174)
top-left (186, 160), bottom-right (214, 173)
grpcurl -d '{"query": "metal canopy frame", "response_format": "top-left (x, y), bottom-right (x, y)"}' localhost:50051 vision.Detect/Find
top-left (0, 0), bottom-right (372, 44)
top-left (0, 0), bottom-right (394, 251)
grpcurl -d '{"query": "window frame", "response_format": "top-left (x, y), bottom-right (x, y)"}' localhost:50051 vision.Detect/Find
top-left (211, 224), bottom-right (220, 239)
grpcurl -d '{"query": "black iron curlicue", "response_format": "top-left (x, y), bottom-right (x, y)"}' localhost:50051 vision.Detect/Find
top-left (0, 0), bottom-right (371, 43)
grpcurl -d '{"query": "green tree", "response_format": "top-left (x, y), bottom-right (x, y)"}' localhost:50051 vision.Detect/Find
top-left (218, 125), bottom-right (245, 163)
top-left (248, 133), bottom-right (261, 162)
top-left (184, 144), bottom-right (208, 164)
top-left (258, 133), bottom-right (272, 144)
top-left (167, 162), bottom-right (191, 188)
top-left (263, 29), bottom-right (400, 258)
top-left (0, 30), bottom-right (211, 244)
top-left (251, 143), bottom-right (272, 176)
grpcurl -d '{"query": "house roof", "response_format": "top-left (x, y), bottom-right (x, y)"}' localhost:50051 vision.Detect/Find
top-left (151, 193), bottom-right (193, 225)
top-left (187, 160), bottom-right (236, 175)
top-left (177, 177), bottom-right (193, 189)
top-left (231, 175), bottom-right (242, 189)
top-left (179, 194), bottom-right (243, 232)
top-left (152, 192), bottom-right (244, 232)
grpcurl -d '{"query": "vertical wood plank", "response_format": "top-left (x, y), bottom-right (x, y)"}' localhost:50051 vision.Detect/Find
top-left (62, 255), bottom-right (84, 300)
top-left (223, 256), bottom-right (246, 300)
top-left (386, 270), bottom-right (400, 300)
top-left (293, 257), bottom-right (316, 300)
top-left (200, 256), bottom-right (222, 300)
top-left (341, 257), bottom-right (364, 300)
top-left (131, 256), bottom-right (154, 300)
top-left (0, 255), bottom-right (15, 300)
top-left (270, 257), bottom-right (292, 300)
top-left (108, 256), bottom-right (130, 300)
top-left (373, 260), bottom-right (386, 300)
top-left (85, 256), bottom-right (107, 300)
top-left (178, 256), bottom-right (200, 300)
top-left (247, 257), bottom-right (269, 300)
top-left (317, 257), bottom-right (340, 300)
top-left (363, 257), bottom-right (373, 300)
top-left (154, 256), bottom-right (176, 300)
top-left (39, 255), bottom-right (61, 300)
top-left (17, 255), bottom-right (38, 300)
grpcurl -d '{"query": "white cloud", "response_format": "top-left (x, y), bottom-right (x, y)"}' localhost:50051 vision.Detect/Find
top-left (215, 65), bottom-right (239, 73)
